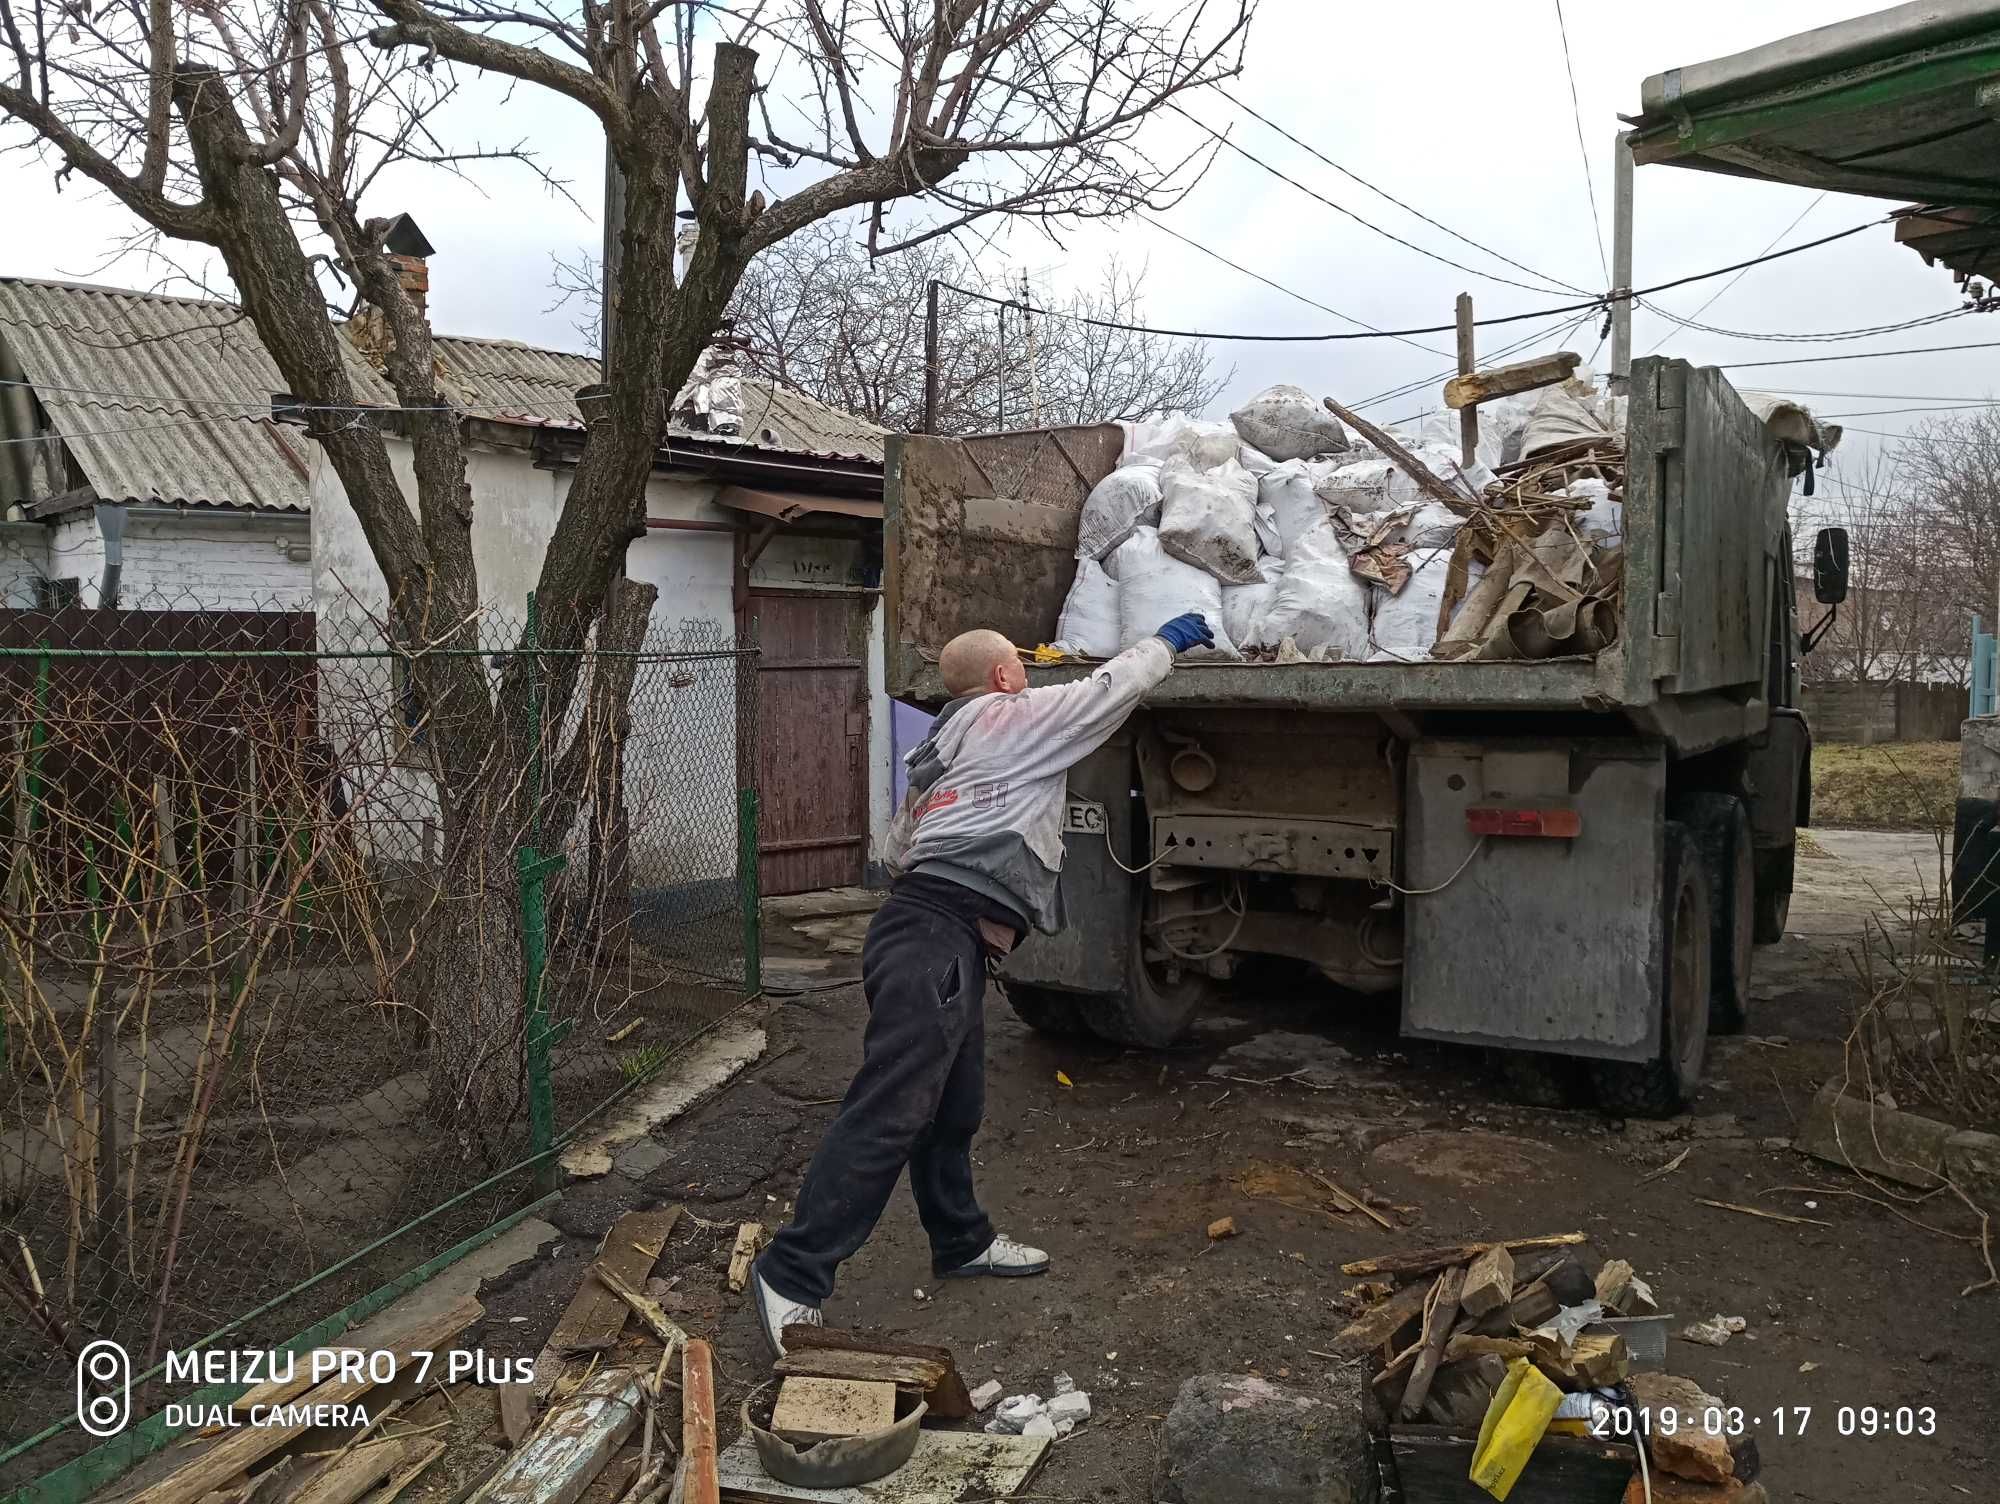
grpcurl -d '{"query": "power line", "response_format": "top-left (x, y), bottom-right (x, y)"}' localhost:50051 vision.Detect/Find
top-left (1647, 192), bottom-right (1827, 356)
top-left (1821, 401), bottom-right (2000, 417)
top-left (1718, 337), bottom-right (2000, 370)
top-left (1637, 299), bottom-right (1975, 343)
top-left (1552, 0), bottom-right (1609, 286)
top-left (1213, 86), bottom-right (1589, 297)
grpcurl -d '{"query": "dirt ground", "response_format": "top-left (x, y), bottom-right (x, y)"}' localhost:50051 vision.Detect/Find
top-left (469, 833), bottom-right (2000, 1504)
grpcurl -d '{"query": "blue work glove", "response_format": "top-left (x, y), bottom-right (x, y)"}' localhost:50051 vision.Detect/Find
top-left (1155, 612), bottom-right (1216, 654)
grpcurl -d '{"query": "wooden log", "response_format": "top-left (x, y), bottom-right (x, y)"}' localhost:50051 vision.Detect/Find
top-left (1340, 1233), bottom-right (1585, 1280)
top-left (1444, 352), bottom-right (1582, 410)
top-left (1444, 1333), bottom-right (1535, 1363)
top-left (1321, 397), bottom-right (1471, 512)
top-left (1331, 1279), bottom-right (1433, 1359)
top-left (472, 1367), bottom-right (646, 1504)
top-left (1508, 1276), bottom-right (1560, 1330)
top-left (357, 1442), bottom-right (447, 1504)
top-left (1455, 293), bottom-right (1479, 467)
top-left (775, 1326), bottom-right (974, 1420)
top-left (1397, 1267), bottom-right (1465, 1421)
top-left (682, 1341), bottom-right (720, 1504)
top-left (1389, 1425), bottom-right (1634, 1504)
top-left (1459, 1244), bottom-right (1514, 1318)
top-left (1529, 1329), bottom-right (1628, 1389)
top-left (725, 1224), bottom-right (762, 1295)
top-left (125, 1297), bottom-right (480, 1504)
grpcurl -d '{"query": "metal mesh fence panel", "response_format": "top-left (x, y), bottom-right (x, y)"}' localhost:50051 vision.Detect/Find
top-left (0, 591), bottom-right (757, 1480)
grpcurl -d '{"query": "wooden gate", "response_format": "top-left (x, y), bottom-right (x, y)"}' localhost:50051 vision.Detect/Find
top-left (745, 591), bottom-right (869, 895)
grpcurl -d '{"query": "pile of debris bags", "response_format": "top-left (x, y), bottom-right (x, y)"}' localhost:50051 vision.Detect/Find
top-left (1052, 376), bottom-right (1630, 666)
top-left (1335, 1234), bottom-right (1770, 1503)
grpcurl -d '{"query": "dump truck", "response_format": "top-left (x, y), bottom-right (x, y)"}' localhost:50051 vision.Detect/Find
top-left (883, 356), bottom-right (1849, 1116)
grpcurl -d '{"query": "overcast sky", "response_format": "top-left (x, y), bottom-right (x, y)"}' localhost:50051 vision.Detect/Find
top-left (5, 0), bottom-right (1992, 491)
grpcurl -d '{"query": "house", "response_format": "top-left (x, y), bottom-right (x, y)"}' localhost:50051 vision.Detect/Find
top-left (0, 272), bottom-right (899, 895)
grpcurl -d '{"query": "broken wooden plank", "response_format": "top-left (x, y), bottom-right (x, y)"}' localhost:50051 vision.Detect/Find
top-left (290, 1435), bottom-right (422, 1504)
top-left (1459, 1244), bottom-right (1514, 1318)
top-left (1507, 1275), bottom-right (1560, 1330)
top-left (595, 1265), bottom-right (691, 1352)
top-left (1443, 352), bottom-right (1582, 410)
top-left (1389, 1426), bottom-right (1633, 1504)
top-left (357, 1442), bottom-right (447, 1504)
top-left (126, 1297), bottom-right (482, 1504)
top-left (776, 1327), bottom-right (973, 1421)
top-left (770, 1377), bottom-right (897, 1447)
top-left (1303, 1169), bottom-right (1392, 1232)
top-left (1528, 1329), bottom-right (1628, 1389)
top-left (1397, 1266), bottom-right (1465, 1421)
top-left (715, 1430), bottom-right (1050, 1504)
top-left (682, 1341), bottom-right (720, 1504)
top-left (726, 1224), bottom-right (763, 1295)
top-left (471, 1366), bottom-right (646, 1504)
top-left (1339, 1233), bottom-right (1585, 1280)
top-left (497, 1384), bottom-right (536, 1448)
top-left (1443, 1333), bottom-right (1535, 1364)
top-left (549, 1209), bottom-right (683, 1357)
top-left (1331, 1279), bottom-right (1433, 1359)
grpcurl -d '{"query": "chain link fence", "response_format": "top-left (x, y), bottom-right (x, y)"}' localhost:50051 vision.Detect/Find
top-left (0, 591), bottom-right (759, 1484)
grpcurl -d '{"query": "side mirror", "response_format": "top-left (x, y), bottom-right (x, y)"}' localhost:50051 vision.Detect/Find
top-left (1813, 527), bottom-right (1850, 605)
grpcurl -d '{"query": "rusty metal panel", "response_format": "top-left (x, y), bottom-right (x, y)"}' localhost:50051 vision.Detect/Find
top-left (1402, 739), bottom-right (1666, 1061)
top-left (747, 592), bottom-right (868, 894)
top-left (1151, 814), bottom-right (1392, 880)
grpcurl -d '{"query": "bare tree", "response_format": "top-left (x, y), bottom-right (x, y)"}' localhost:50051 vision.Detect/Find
top-left (556, 218), bottom-right (1227, 431)
top-left (1901, 407), bottom-right (2000, 651)
top-left (0, 0), bottom-right (1252, 1134)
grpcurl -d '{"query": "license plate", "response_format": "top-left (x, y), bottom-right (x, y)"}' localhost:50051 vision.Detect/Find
top-left (1063, 797), bottom-right (1107, 836)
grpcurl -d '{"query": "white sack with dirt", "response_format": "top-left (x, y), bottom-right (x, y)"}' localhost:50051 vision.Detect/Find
top-left (1053, 554), bottom-right (1122, 659)
top-left (1261, 522), bottom-right (1368, 661)
top-left (1368, 502), bottom-right (1464, 662)
top-left (1230, 384), bottom-right (1351, 461)
top-left (1223, 566), bottom-right (1284, 650)
top-left (1565, 478), bottom-right (1622, 549)
top-left (1158, 456), bottom-right (1262, 585)
top-left (1316, 441), bottom-right (1469, 513)
top-left (1259, 460), bottom-right (1335, 554)
top-left (1113, 527), bottom-right (1237, 659)
top-left (1123, 414), bottom-right (1241, 471)
top-left (1074, 463), bottom-right (1163, 560)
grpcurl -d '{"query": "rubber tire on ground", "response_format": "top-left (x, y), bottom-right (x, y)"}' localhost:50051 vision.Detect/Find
top-left (1672, 792), bottom-right (1754, 1034)
top-left (1496, 1051), bottom-right (1590, 1109)
top-left (1753, 842), bottom-right (1795, 945)
top-left (1082, 918), bottom-right (1215, 1048)
top-left (1001, 982), bottom-right (1093, 1037)
top-left (1591, 821), bottom-right (1711, 1118)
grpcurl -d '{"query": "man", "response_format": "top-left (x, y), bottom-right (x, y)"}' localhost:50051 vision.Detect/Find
top-left (753, 611), bottom-right (1217, 1353)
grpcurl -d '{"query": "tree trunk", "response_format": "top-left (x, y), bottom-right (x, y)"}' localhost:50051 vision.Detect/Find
top-left (420, 822), bottom-right (526, 1141)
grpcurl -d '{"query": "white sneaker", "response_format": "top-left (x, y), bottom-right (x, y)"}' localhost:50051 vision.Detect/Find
top-left (752, 1267), bottom-right (823, 1357)
top-left (939, 1233), bottom-right (1049, 1280)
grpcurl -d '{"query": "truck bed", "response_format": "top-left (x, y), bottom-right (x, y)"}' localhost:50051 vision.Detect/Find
top-left (883, 358), bottom-right (1792, 735)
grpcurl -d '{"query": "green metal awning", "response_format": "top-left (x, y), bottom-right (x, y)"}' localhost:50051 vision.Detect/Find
top-left (1628, 1), bottom-right (2000, 213)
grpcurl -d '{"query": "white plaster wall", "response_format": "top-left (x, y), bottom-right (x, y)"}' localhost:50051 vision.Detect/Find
top-left (0, 523), bottom-right (49, 607)
top-left (118, 514), bottom-right (311, 609)
top-left (48, 513), bottom-right (102, 603)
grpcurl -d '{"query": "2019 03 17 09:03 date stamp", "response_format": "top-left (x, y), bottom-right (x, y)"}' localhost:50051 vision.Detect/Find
top-left (1593, 1403), bottom-right (1940, 1441)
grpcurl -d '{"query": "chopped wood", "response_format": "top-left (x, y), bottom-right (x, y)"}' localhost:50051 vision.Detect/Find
top-left (1443, 1333), bottom-right (1535, 1363)
top-left (1332, 1278), bottom-right (1433, 1359)
top-left (1443, 352), bottom-right (1582, 410)
top-left (126, 1298), bottom-right (481, 1504)
top-left (1593, 1258), bottom-right (1656, 1315)
top-left (725, 1224), bottom-right (763, 1295)
top-left (1696, 1197), bottom-right (1834, 1228)
top-left (1206, 1216), bottom-right (1238, 1240)
top-left (1339, 1233), bottom-right (1585, 1280)
top-left (286, 1454), bottom-right (412, 1504)
top-left (1424, 1354), bottom-right (1509, 1430)
top-left (1458, 1244), bottom-right (1514, 1318)
top-left (471, 1367), bottom-right (646, 1504)
top-left (769, 1377), bottom-right (897, 1445)
top-left (775, 1327), bottom-right (973, 1420)
top-left (1508, 1276), bottom-right (1560, 1330)
top-left (595, 1265), bottom-right (692, 1353)
top-left (1397, 1267), bottom-right (1465, 1421)
top-left (1303, 1169), bottom-right (1393, 1231)
top-left (496, 1384), bottom-right (536, 1448)
top-left (682, 1341), bottom-right (719, 1504)
top-left (356, 1441), bottom-right (447, 1504)
top-left (1528, 1329), bottom-right (1628, 1389)
top-left (550, 1209), bottom-right (683, 1358)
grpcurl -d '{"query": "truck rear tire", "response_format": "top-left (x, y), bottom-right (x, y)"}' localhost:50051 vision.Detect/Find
top-left (1674, 793), bottom-right (1753, 1034)
top-left (1591, 821), bottom-right (1711, 1118)
top-left (1001, 983), bottom-right (1092, 1037)
top-left (1082, 924), bottom-right (1213, 1048)
top-left (1753, 843), bottom-right (1795, 945)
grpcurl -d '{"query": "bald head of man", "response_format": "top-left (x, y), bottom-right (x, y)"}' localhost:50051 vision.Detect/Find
top-left (939, 628), bottom-right (1028, 697)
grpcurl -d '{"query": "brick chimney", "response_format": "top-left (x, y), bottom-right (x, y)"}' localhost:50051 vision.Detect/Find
top-left (382, 213), bottom-right (436, 322)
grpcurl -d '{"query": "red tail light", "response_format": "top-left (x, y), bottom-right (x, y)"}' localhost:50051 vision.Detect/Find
top-left (1466, 807), bottom-right (1582, 839)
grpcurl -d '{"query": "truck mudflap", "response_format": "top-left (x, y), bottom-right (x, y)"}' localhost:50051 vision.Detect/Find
top-left (1401, 739), bottom-right (1668, 1063)
top-left (997, 738), bottom-right (1135, 995)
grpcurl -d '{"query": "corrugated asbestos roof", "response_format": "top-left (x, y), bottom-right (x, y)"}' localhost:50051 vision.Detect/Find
top-left (0, 276), bottom-right (886, 515)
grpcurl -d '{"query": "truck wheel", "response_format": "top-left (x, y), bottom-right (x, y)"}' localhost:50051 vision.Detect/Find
top-left (1591, 821), bottom-right (1711, 1118)
top-left (1083, 922), bottom-right (1214, 1049)
top-left (1001, 983), bottom-right (1092, 1037)
top-left (1753, 843), bottom-right (1795, 945)
top-left (1673, 793), bottom-right (1753, 1034)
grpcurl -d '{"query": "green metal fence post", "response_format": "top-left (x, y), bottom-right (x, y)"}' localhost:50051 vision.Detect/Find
top-left (738, 788), bottom-right (761, 997)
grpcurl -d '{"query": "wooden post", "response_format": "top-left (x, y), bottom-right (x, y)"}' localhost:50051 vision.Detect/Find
top-left (1610, 131), bottom-right (1634, 394)
top-left (153, 775), bottom-right (181, 958)
top-left (682, 1339), bottom-right (720, 1504)
top-left (1455, 293), bottom-right (1478, 469)
top-left (234, 742), bottom-right (257, 917)
top-left (922, 280), bottom-right (941, 434)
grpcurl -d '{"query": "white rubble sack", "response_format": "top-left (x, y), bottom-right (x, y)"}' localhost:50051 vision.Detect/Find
top-left (1368, 501), bottom-right (1464, 663)
top-left (1564, 478), bottom-right (1622, 549)
top-left (1230, 383), bottom-right (1350, 461)
top-left (1419, 394), bottom-right (1538, 471)
top-left (1123, 414), bottom-right (1240, 470)
top-left (1158, 457), bottom-right (1262, 585)
top-left (1259, 460), bottom-right (1333, 554)
top-left (1113, 527), bottom-right (1237, 659)
top-left (1223, 566), bottom-right (1283, 650)
top-left (1316, 441), bottom-right (1470, 514)
top-left (1260, 522), bottom-right (1368, 661)
top-left (1520, 375), bottom-right (1617, 458)
top-left (1075, 463), bottom-right (1163, 561)
top-left (1052, 555), bottom-right (1121, 659)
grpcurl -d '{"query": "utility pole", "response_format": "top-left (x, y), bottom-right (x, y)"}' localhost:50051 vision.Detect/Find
top-left (923, 280), bottom-right (940, 433)
top-left (1609, 131), bottom-right (1635, 393)
top-left (1454, 293), bottom-right (1477, 469)
top-left (1022, 272), bottom-right (1043, 427)
top-left (997, 301), bottom-right (1007, 431)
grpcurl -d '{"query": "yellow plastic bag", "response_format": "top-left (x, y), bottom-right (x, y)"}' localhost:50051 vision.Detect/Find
top-left (1468, 1357), bottom-right (1562, 1501)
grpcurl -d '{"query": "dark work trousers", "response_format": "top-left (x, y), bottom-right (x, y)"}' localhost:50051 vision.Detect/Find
top-left (758, 885), bottom-right (997, 1305)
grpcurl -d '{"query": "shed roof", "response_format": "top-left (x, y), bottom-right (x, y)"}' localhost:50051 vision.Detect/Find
top-left (0, 276), bottom-right (886, 515)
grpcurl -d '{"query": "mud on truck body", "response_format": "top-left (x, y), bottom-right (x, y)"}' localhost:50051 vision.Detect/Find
top-left (883, 357), bottom-right (1847, 1117)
